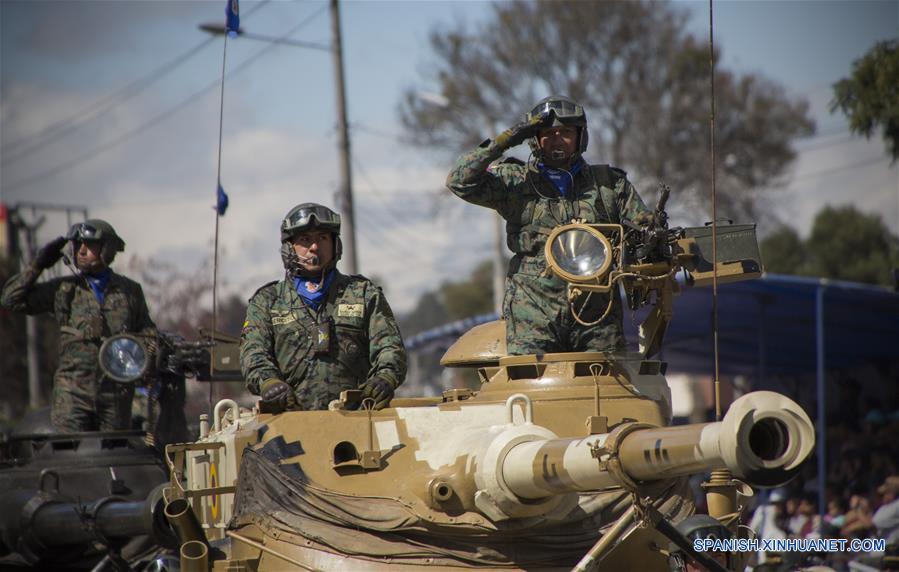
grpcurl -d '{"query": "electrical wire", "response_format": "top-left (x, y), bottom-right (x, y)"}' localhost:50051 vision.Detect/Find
top-left (350, 156), bottom-right (447, 248)
top-left (789, 155), bottom-right (892, 184)
top-left (1, 1), bottom-right (271, 165)
top-left (4, 3), bottom-right (327, 194)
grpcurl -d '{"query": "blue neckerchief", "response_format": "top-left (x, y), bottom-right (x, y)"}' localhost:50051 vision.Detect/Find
top-left (293, 269), bottom-right (335, 311)
top-left (84, 269), bottom-right (111, 305)
top-left (538, 158), bottom-right (585, 197)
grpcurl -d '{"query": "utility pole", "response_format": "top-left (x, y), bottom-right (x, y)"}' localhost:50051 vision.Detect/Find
top-left (329, 0), bottom-right (357, 274)
top-left (19, 219), bottom-right (43, 411)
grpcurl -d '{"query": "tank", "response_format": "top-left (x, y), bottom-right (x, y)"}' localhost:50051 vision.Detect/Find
top-left (0, 425), bottom-right (175, 569)
top-left (153, 199), bottom-right (815, 571)
top-left (0, 330), bottom-right (240, 570)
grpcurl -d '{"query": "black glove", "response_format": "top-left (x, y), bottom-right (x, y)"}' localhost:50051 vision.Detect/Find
top-left (260, 378), bottom-right (293, 414)
top-left (494, 109), bottom-right (555, 150)
top-left (360, 378), bottom-right (394, 410)
top-left (33, 236), bottom-right (68, 269)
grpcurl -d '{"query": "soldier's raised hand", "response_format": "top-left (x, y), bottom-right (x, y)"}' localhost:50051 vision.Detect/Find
top-left (494, 109), bottom-right (555, 150)
top-left (360, 378), bottom-right (394, 410)
top-left (33, 236), bottom-right (68, 269)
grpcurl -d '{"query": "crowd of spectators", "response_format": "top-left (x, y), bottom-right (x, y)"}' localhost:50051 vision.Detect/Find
top-left (744, 387), bottom-right (899, 571)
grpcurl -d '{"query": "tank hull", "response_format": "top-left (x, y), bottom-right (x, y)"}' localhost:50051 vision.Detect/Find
top-left (167, 354), bottom-right (813, 571)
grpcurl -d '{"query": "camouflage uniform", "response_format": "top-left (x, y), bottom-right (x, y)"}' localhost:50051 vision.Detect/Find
top-left (240, 271), bottom-right (406, 411)
top-left (447, 142), bottom-right (651, 355)
top-left (1, 264), bottom-right (157, 431)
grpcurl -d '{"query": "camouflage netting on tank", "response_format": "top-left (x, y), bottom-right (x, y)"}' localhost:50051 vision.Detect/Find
top-left (229, 445), bottom-right (694, 567)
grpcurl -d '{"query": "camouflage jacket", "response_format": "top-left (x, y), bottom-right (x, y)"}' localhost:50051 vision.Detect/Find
top-left (240, 271), bottom-right (407, 410)
top-left (446, 142), bottom-right (651, 279)
top-left (1, 264), bottom-right (157, 388)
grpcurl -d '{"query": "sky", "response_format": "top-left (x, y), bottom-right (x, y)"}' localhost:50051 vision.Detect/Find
top-left (1, 0), bottom-right (897, 319)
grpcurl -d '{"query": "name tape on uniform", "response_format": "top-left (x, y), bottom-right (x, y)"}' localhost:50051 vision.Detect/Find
top-left (272, 313), bottom-right (297, 325)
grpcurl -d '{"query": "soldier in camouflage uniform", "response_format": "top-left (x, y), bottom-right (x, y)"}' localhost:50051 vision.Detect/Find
top-left (1, 220), bottom-right (157, 432)
top-left (240, 203), bottom-right (406, 412)
top-left (446, 95), bottom-right (652, 355)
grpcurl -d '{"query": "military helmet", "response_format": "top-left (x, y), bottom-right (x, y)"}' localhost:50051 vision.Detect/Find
top-left (279, 203), bottom-right (342, 277)
top-left (280, 203), bottom-right (341, 242)
top-left (525, 95), bottom-right (589, 157)
top-left (66, 219), bottom-right (125, 265)
top-left (667, 515), bottom-right (732, 571)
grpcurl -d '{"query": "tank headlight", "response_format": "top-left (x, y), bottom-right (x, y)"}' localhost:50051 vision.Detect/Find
top-left (545, 225), bottom-right (613, 283)
top-left (99, 334), bottom-right (149, 383)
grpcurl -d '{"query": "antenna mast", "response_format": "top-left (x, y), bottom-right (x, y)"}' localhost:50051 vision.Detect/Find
top-left (708, 0), bottom-right (722, 422)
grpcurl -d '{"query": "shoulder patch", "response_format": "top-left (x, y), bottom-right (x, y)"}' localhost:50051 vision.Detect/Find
top-left (499, 156), bottom-right (526, 166)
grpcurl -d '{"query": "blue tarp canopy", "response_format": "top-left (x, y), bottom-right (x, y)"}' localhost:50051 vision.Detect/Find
top-left (406, 274), bottom-right (899, 378)
top-left (645, 274), bottom-right (899, 377)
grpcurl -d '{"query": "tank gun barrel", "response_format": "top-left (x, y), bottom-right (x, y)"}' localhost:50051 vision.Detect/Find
top-left (489, 392), bottom-right (813, 505)
top-left (0, 484), bottom-right (173, 561)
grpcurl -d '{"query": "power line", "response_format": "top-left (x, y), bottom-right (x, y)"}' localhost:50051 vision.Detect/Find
top-left (789, 154), bottom-right (893, 185)
top-left (795, 131), bottom-right (854, 153)
top-left (2, 40), bottom-right (215, 165)
top-left (351, 156), bottom-right (447, 245)
top-left (3, 5), bottom-right (328, 194)
top-left (350, 122), bottom-right (403, 142)
top-left (1, 1), bottom-right (272, 166)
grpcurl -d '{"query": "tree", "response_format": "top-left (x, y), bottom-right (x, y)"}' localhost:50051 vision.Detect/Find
top-left (400, 259), bottom-right (496, 335)
top-left (399, 291), bottom-right (448, 337)
top-left (831, 40), bottom-right (899, 162)
top-left (400, 0), bottom-right (814, 225)
top-left (805, 206), bottom-right (898, 286)
top-left (441, 259), bottom-right (494, 320)
top-left (125, 255), bottom-right (215, 337)
top-left (760, 206), bottom-right (898, 286)
top-left (760, 226), bottom-right (807, 275)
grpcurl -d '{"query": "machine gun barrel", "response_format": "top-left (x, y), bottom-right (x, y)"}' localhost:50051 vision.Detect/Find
top-left (496, 391), bottom-right (813, 501)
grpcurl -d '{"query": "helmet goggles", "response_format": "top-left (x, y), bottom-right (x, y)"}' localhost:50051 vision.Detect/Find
top-left (67, 222), bottom-right (104, 242)
top-left (530, 99), bottom-right (584, 122)
top-left (281, 205), bottom-right (341, 237)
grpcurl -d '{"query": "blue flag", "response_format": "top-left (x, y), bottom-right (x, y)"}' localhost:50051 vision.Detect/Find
top-left (225, 0), bottom-right (239, 37)
top-left (217, 184), bottom-right (229, 216)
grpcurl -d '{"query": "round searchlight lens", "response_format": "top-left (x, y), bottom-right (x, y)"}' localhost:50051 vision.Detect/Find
top-left (549, 228), bottom-right (611, 280)
top-left (99, 334), bottom-right (148, 383)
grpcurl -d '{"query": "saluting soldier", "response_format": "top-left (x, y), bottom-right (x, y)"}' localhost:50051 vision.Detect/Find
top-left (1, 220), bottom-right (157, 432)
top-left (446, 95), bottom-right (652, 355)
top-left (240, 203), bottom-right (406, 412)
